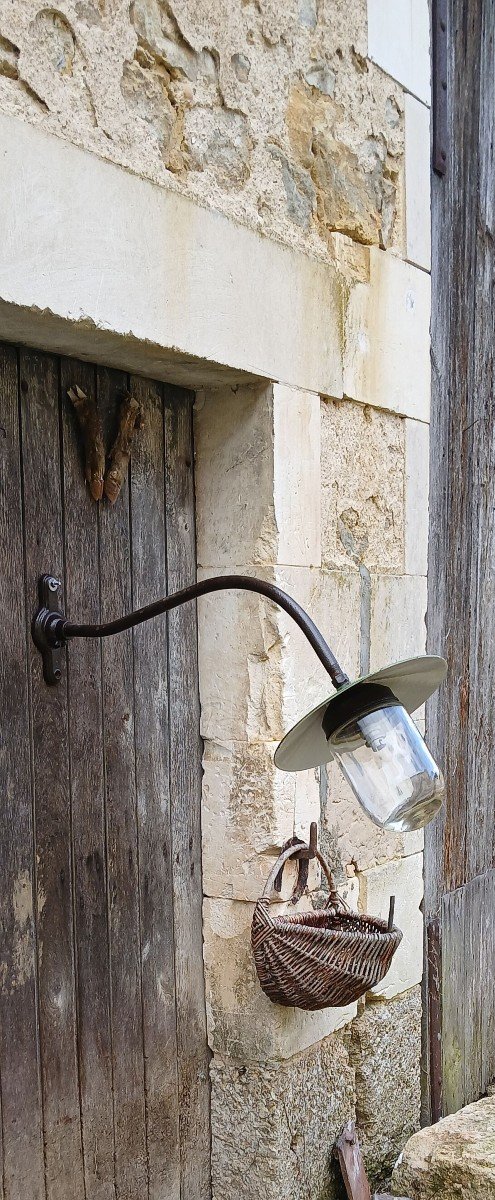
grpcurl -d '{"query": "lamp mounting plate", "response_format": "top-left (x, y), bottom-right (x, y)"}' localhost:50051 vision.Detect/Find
top-left (31, 575), bottom-right (66, 686)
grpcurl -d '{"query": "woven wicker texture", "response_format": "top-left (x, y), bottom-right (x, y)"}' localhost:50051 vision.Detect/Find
top-left (251, 843), bottom-right (402, 1010)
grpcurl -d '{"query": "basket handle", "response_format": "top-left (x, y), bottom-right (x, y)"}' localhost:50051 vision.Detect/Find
top-left (261, 841), bottom-right (347, 911)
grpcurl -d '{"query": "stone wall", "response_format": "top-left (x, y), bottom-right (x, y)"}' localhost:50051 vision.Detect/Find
top-left (0, 0), bottom-right (426, 267)
top-left (196, 369), bottom-right (429, 1196)
top-left (0, 0), bottom-right (432, 1196)
top-left (192, 9), bottom-right (431, 1194)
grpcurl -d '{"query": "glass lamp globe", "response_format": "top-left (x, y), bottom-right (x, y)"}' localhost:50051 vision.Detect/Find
top-left (322, 683), bottom-right (444, 831)
top-left (274, 656), bottom-right (447, 832)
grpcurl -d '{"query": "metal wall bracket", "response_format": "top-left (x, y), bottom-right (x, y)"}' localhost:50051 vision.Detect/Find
top-left (31, 576), bottom-right (67, 686)
top-left (273, 822), bottom-right (318, 902)
top-left (432, 0), bottom-right (448, 175)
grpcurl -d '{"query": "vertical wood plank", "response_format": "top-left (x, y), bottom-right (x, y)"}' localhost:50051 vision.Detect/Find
top-left (480, 871), bottom-right (495, 1098)
top-left (427, 0), bottom-right (495, 1117)
top-left (19, 348), bottom-right (85, 1199)
top-left (461, 879), bottom-right (482, 1106)
top-left (441, 872), bottom-right (495, 1113)
top-left (464, 0), bottom-right (495, 884)
top-left (97, 367), bottom-right (147, 1199)
top-left (0, 344), bottom-right (46, 1200)
top-left (425, 920), bottom-right (442, 1123)
top-left (59, 357), bottom-right (116, 1200)
top-left (164, 389), bottom-right (211, 1200)
top-left (129, 376), bottom-right (181, 1200)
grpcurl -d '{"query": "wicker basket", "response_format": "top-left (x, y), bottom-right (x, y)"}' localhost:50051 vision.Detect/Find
top-left (251, 842), bottom-right (402, 1010)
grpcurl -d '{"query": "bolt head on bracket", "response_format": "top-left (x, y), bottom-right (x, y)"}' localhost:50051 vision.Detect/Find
top-left (31, 575), bottom-right (67, 686)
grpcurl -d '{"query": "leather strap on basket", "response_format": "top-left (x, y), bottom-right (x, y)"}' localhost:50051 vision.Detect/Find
top-left (260, 841), bottom-right (348, 912)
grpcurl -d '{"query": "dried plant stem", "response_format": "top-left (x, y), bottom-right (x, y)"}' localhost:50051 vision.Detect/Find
top-left (67, 384), bottom-right (105, 502)
top-left (104, 392), bottom-right (142, 504)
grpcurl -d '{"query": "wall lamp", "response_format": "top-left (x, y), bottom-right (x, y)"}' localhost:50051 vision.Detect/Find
top-left (32, 573), bottom-right (446, 833)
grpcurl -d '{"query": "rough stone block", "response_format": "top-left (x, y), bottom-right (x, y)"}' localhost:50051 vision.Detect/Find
top-left (392, 1094), bottom-right (495, 1198)
top-left (285, 70), bottom-right (403, 253)
top-left (359, 854), bottom-right (424, 999)
top-left (210, 1034), bottom-right (355, 1200)
top-left (202, 738), bottom-right (322, 901)
top-left (344, 248), bottom-right (431, 422)
top-left (197, 566), bottom-right (285, 742)
top-left (198, 565), bottom-right (361, 743)
top-left (273, 384), bottom-right (321, 567)
top-left (0, 0), bottom-right (406, 265)
top-left (195, 384), bottom-right (276, 569)
top-left (202, 739), bottom-right (295, 901)
top-left (203, 891), bottom-right (359, 1061)
top-left (405, 94), bottom-right (431, 271)
top-left (196, 382), bottom-right (322, 571)
top-left (321, 397), bottom-right (405, 575)
top-left (274, 566), bottom-right (361, 733)
top-left (405, 419), bottom-right (429, 576)
top-left (350, 988), bottom-right (422, 1190)
top-left (367, 0), bottom-right (430, 105)
top-left (370, 575), bottom-right (427, 672)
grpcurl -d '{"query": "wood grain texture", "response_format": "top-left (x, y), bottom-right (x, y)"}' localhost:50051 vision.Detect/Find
top-left (129, 375), bottom-right (181, 1200)
top-left (20, 349), bottom-right (85, 1200)
top-left (61, 358), bottom-right (116, 1200)
top-left (426, 1), bottom-right (495, 1115)
top-left (97, 366), bottom-right (148, 1200)
top-left (164, 390), bottom-right (211, 1200)
top-left (442, 872), bottom-right (495, 1112)
top-left (0, 345), bottom-right (46, 1200)
top-left (0, 345), bottom-right (209, 1196)
top-left (334, 1121), bottom-right (371, 1200)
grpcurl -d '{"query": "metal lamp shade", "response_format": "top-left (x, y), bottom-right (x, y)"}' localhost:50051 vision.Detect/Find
top-left (274, 655), bottom-right (447, 772)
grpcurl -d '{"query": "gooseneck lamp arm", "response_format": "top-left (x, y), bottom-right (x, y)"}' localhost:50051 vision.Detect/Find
top-left (32, 573), bottom-right (350, 690)
top-left (32, 573), bottom-right (448, 831)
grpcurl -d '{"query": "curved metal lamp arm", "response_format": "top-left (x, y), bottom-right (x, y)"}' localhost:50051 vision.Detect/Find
top-left (32, 573), bottom-right (350, 689)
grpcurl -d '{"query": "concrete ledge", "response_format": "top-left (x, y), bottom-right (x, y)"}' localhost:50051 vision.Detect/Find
top-left (0, 113), bottom-right (343, 394)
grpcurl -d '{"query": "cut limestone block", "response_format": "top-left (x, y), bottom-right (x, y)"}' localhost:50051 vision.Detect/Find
top-left (344, 250), bottom-right (431, 422)
top-left (392, 1094), bottom-right (495, 1198)
top-left (359, 854), bottom-right (424, 999)
top-left (201, 737), bottom-right (321, 901)
top-left (320, 396), bottom-right (405, 576)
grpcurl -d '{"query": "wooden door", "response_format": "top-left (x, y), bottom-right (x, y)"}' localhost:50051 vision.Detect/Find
top-left (426, 1), bottom-right (495, 1119)
top-left (0, 344), bottom-right (211, 1199)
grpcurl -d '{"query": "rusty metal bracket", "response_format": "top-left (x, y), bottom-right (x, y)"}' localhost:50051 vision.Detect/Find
top-left (293, 820), bottom-right (318, 861)
top-left (273, 822), bottom-right (318, 901)
top-left (432, 0), bottom-right (448, 175)
top-left (269, 824), bottom-right (397, 917)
